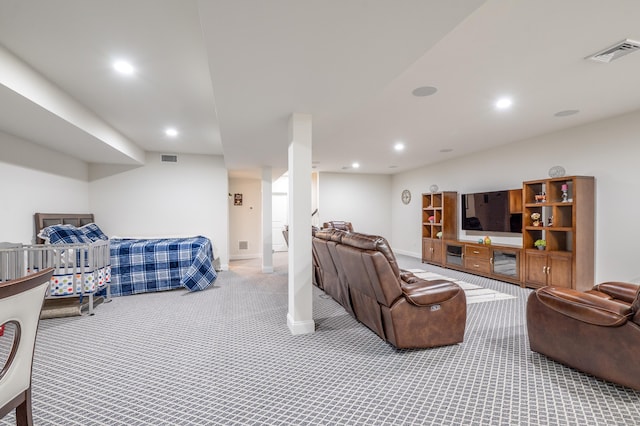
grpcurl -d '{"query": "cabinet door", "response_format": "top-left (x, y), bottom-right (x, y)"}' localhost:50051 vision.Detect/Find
top-left (547, 254), bottom-right (572, 288)
top-left (422, 239), bottom-right (442, 264)
top-left (431, 240), bottom-right (443, 264)
top-left (526, 251), bottom-right (548, 287)
top-left (422, 238), bottom-right (430, 262)
top-left (492, 249), bottom-right (519, 280)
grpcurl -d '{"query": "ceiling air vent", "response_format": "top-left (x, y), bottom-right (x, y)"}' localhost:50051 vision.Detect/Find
top-left (586, 39), bottom-right (640, 63)
top-left (161, 154), bottom-right (178, 163)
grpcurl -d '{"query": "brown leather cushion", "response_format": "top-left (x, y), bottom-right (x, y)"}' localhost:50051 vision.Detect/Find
top-left (401, 279), bottom-right (462, 306)
top-left (323, 221), bottom-right (354, 232)
top-left (315, 228), bottom-right (346, 242)
top-left (595, 281), bottom-right (640, 304)
top-left (536, 287), bottom-right (633, 327)
top-left (341, 232), bottom-right (400, 277)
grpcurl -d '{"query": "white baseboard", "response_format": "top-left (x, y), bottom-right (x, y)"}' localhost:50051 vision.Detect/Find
top-left (229, 254), bottom-right (261, 261)
top-left (287, 313), bottom-right (315, 335)
top-left (392, 248), bottom-right (421, 259)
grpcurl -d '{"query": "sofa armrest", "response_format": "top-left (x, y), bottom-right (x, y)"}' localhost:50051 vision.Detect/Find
top-left (401, 278), bottom-right (463, 307)
top-left (536, 287), bottom-right (633, 327)
top-left (594, 281), bottom-right (640, 304)
top-left (400, 271), bottom-right (422, 284)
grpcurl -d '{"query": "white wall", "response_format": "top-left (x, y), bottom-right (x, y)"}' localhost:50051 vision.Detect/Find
top-left (391, 109), bottom-right (640, 283)
top-left (228, 177), bottom-right (262, 260)
top-left (0, 132), bottom-right (89, 243)
top-left (318, 172), bottom-right (392, 237)
top-left (88, 152), bottom-right (229, 270)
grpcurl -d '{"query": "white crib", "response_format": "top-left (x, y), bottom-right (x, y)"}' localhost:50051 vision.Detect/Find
top-left (0, 240), bottom-right (111, 315)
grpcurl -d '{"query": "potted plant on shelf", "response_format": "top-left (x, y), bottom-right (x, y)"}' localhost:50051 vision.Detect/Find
top-left (534, 239), bottom-right (546, 250)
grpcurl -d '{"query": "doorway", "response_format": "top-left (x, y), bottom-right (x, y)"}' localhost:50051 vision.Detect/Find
top-left (272, 192), bottom-right (288, 252)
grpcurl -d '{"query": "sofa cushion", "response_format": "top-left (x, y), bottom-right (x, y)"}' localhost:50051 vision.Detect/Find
top-left (594, 281), bottom-right (640, 304)
top-left (536, 287), bottom-right (633, 327)
top-left (341, 232), bottom-right (400, 278)
top-left (401, 279), bottom-right (463, 307)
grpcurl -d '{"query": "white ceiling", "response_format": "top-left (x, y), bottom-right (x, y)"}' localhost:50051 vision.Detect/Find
top-left (1, 1), bottom-right (640, 178)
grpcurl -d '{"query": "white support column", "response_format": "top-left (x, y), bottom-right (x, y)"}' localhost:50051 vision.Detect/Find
top-left (287, 113), bottom-right (315, 335)
top-left (261, 166), bottom-right (273, 273)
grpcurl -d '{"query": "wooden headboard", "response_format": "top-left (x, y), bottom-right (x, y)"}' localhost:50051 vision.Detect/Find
top-left (34, 213), bottom-right (95, 243)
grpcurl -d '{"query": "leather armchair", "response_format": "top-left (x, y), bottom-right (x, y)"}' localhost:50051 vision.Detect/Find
top-left (527, 281), bottom-right (640, 390)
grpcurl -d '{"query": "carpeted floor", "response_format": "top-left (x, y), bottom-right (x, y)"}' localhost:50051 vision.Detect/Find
top-left (1, 252), bottom-right (638, 425)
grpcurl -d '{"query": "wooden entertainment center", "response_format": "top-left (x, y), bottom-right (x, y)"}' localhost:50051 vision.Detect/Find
top-left (421, 176), bottom-right (595, 290)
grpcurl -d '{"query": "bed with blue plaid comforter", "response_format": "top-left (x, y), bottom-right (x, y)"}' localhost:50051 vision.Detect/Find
top-left (109, 236), bottom-right (217, 296)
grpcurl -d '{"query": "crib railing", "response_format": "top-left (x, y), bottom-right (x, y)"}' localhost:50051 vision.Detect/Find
top-left (0, 240), bottom-right (111, 315)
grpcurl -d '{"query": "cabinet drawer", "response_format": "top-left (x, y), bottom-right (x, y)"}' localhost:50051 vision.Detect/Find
top-left (464, 245), bottom-right (491, 259)
top-left (464, 257), bottom-right (491, 274)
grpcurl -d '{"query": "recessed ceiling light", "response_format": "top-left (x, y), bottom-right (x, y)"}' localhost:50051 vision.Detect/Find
top-left (440, 148), bottom-right (453, 153)
top-left (394, 142), bottom-right (405, 152)
top-left (412, 86), bottom-right (438, 97)
top-left (388, 165), bottom-right (398, 169)
top-left (165, 127), bottom-right (179, 137)
top-left (554, 109), bottom-right (580, 117)
top-left (351, 162), bottom-right (360, 169)
top-left (113, 60), bottom-right (135, 75)
top-left (495, 97), bottom-right (513, 110)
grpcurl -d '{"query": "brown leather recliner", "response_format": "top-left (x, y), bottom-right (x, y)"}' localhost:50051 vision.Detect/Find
top-left (322, 221), bottom-right (354, 232)
top-left (527, 281), bottom-right (640, 390)
top-left (314, 230), bottom-right (467, 349)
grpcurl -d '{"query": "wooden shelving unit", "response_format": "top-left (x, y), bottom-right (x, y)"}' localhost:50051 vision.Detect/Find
top-left (522, 176), bottom-right (594, 291)
top-left (422, 191), bottom-right (457, 265)
top-left (417, 177), bottom-right (593, 290)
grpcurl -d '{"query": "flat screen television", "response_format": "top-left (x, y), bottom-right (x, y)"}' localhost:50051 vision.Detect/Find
top-left (461, 190), bottom-right (522, 233)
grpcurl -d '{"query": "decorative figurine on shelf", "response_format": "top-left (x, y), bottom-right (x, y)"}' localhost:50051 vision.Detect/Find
top-left (548, 216), bottom-right (553, 227)
top-left (531, 212), bottom-right (541, 227)
top-left (428, 215), bottom-right (435, 223)
top-left (561, 183), bottom-right (569, 202)
top-left (535, 192), bottom-right (547, 203)
top-left (484, 236), bottom-right (491, 245)
top-left (436, 231), bottom-right (443, 239)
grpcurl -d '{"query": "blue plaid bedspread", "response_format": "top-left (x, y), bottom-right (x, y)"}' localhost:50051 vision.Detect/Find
top-left (109, 236), bottom-right (217, 296)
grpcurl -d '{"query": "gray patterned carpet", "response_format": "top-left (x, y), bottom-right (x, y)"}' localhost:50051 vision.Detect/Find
top-left (2, 252), bottom-right (638, 425)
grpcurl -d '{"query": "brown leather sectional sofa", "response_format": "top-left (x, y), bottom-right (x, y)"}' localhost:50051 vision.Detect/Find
top-left (527, 281), bottom-right (640, 390)
top-left (313, 228), bottom-right (467, 349)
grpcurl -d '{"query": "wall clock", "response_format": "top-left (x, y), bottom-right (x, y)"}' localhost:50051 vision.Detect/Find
top-left (401, 189), bottom-right (411, 205)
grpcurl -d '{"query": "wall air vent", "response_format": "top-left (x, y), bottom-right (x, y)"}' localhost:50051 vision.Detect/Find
top-left (239, 241), bottom-right (248, 250)
top-left (161, 154), bottom-right (178, 163)
top-left (586, 39), bottom-right (640, 63)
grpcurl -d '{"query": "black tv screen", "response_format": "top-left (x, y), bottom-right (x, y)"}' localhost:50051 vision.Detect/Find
top-left (461, 190), bottom-right (522, 233)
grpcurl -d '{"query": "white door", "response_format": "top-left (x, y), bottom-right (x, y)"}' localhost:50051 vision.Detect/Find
top-left (272, 192), bottom-right (288, 252)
